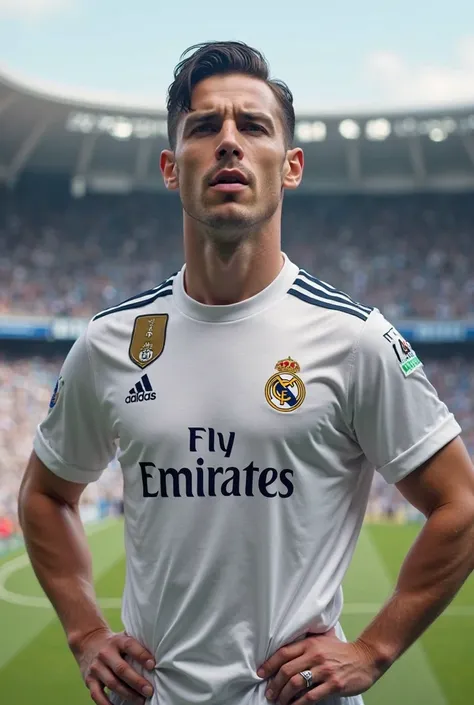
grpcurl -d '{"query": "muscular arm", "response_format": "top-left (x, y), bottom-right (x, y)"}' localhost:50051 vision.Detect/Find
top-left (357, 436), bottom-right (474, 669)
top-left (18, 451), bottom-right (109, 649)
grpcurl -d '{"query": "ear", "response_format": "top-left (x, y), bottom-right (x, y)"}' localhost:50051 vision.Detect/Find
top-left (282, 148), bottom-right (304, 190)
top-left (160, 150), bottom-right (179, 191)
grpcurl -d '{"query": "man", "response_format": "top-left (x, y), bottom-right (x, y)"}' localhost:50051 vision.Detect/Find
top-left (18, 41), bottom-right (474, 705)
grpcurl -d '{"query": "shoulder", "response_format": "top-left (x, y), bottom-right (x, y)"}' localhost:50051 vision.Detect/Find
top-left (84, 272), bottom-right (178, 352)
top-left (91, 272), bottom-right (178, 323)
top-left (287, 267), bottom-right (375, 324)
top-left (354, 309), bottom-right (420, 371)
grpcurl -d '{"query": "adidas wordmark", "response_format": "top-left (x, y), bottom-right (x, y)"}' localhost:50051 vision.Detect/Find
top-left (125, 374), bottom-right (156, 404)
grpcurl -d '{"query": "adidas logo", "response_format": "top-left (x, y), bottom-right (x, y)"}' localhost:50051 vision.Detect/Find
top-left (125, 374), bottom-right (156, 404)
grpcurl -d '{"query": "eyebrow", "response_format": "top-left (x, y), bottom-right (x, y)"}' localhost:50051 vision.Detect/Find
top-left (184, 110), bottom-right (274, 130)
top-left (240, 112), bottom-right (274, 129)
top-left (183, 112), bottom-right (218, 130)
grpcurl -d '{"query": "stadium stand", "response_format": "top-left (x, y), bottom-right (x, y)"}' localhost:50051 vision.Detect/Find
top-left (1, 186), bottom-right (474, 320)
top-left (0, 351), bottom-right (124, 537)
top-left (1, 69), bottom-right (474, 547)
top-left (1, 189), bottom-right (474, 533)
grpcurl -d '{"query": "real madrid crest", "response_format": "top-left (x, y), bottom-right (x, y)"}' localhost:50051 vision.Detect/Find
top-left (129, 314), bottom-right (168, 370)
top-left (265, 357), bottom-right (306, 412)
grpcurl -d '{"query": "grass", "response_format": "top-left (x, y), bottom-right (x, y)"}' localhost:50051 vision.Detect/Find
top-left (0, 519), bottom-right (472, 704)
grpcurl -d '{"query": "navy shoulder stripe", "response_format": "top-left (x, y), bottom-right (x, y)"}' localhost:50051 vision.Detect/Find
top-left (114, 274), bottom-right (177, 306)
top-left (93, 289), bottom-right (172, 321)
top-left (298, 270), bottom-right (373, 314)
top-left (92, 274), bottom-right (177, 322)
top-left (288, 288), bottom-right (369, 321)
top-left (288, 270), bottom-right (373, 321)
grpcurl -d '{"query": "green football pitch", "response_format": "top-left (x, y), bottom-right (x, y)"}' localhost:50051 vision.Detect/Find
top-left (0, 519), bottom-right (473, 705)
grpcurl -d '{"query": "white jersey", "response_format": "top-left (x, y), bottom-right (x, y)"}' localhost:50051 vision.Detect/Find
top-left (34, 254), bottom-right (460, 705)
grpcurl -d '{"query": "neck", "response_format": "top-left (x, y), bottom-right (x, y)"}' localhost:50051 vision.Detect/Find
top-left (183, 216), bottom-right (284, 306)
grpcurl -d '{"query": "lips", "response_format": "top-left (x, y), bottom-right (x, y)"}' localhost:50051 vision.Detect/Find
top-left (209, 169), bottom-right (249, 186)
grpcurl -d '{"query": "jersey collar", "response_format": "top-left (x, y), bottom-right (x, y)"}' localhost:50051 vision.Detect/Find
top-left (173, 253), bottom-right (299, 323)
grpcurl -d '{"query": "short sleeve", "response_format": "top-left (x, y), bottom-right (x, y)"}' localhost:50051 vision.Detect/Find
top-left (350, 310), bottom-right (461, 484)
top-left (33, 326), bottom-right (116, 484)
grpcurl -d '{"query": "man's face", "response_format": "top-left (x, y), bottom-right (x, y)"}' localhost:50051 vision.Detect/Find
top-left (162, 73), bottom-right (300, 237)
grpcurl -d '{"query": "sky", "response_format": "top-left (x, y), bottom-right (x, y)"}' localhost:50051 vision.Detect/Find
top-left (0, 0), bottom-right (474, 113)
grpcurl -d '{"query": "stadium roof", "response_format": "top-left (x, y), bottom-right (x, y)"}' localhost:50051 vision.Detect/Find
top-left (2, 67), bottom-right (474, 195)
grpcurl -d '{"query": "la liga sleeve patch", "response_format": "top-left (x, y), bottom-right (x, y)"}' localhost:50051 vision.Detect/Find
top-left (382, 326), bottom-right (423, 377)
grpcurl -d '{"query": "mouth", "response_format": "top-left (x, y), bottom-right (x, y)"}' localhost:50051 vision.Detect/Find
top-left (209, 169), bottom-right (249, 193)
top-left (211, 183), bottom-right (247, 192)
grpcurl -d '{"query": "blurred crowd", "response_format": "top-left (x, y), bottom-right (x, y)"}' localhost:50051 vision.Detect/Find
top-left (1, 187), bottom-right (474, 320)
top-left (1, 353), bottom-right (473, 533)
top-left (1, 183), bottom-right (474, 539)
top-left (0, 355), bottom-right (124, 538)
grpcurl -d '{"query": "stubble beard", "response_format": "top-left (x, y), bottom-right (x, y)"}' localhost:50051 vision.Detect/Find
top-left (181, 188), bottom-right (283, 250)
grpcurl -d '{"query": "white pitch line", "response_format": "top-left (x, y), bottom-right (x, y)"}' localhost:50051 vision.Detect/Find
top-left (1, 553), bottom-right (474, 614)
top-left (0, 555), bottom-right (122, 608)
top-left (0, 521), bottom-right (122, 609)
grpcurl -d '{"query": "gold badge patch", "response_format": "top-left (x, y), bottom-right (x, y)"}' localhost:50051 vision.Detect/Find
top-left (129, 314), bottom-right (168, 369)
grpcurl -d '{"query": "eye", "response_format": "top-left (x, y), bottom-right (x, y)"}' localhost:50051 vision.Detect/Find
top-left (191, 124), bottom-right (218, 135)
top-left (243, 123), bottom-right (266, 133)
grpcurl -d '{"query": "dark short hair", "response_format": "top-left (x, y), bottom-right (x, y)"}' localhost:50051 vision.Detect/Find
top-left (166, 40), bottom-right (295, 149)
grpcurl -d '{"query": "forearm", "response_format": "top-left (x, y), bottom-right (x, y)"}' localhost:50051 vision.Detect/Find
top-left (18, 489), bottom-right (109, 648)
top-left (356, 501), bottom-right (474, 669)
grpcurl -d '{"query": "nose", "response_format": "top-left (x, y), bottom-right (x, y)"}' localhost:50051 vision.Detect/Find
top-left (215, 124), bottom-right (243, 162)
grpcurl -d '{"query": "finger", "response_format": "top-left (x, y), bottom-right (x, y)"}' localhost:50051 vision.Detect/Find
top-left (258, 641), bottom-right (306, 678)
top-left (273, 673), bottom-right (308, 705)
top-left (279, 670), bottom-right (326, 705)
top-left (86, 678), bottom-right (112, 705)
top-left (100, 650), bottom-right (154, 699)
top-left (290, 681), bottom-right (334, 704)
top-left (90, 661), bottom-right (146, 705)
top-left (118, 634), bottom-right (156, 670)
top-left (266, 654), bottom-right (321, 703)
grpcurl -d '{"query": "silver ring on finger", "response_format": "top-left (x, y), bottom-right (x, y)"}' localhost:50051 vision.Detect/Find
top-left (299, 669), bottom-right (313, 689)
